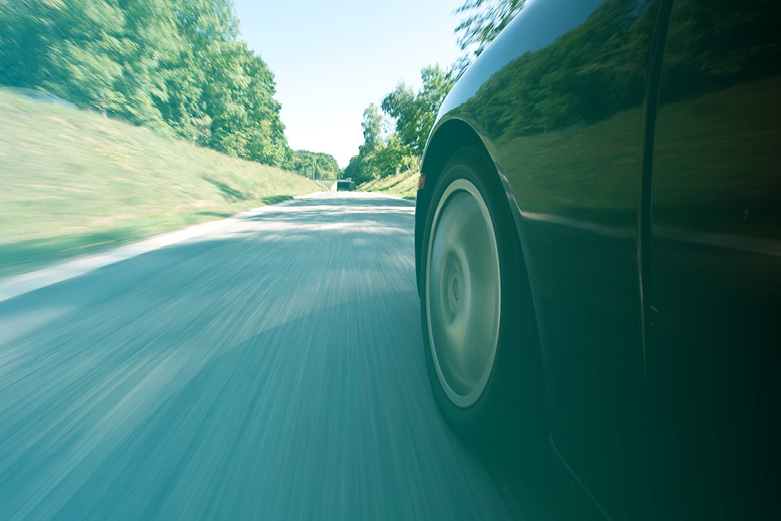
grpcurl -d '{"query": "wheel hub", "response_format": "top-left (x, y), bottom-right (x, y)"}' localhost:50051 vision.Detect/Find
top-left (449, 270), bottom-right (461, 308)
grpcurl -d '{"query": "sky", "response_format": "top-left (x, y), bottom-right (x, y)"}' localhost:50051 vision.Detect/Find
top-left (231, 0), bottom-right (464, 167)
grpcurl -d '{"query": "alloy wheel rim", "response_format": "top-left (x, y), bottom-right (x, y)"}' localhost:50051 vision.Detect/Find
top-left (426, 178), bottom-right (501, 408)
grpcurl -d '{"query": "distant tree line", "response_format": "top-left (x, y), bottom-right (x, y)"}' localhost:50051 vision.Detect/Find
top-left (0, 0), bottom-right (293, 168)
top-left (292, 149), bottom-right (339, 179)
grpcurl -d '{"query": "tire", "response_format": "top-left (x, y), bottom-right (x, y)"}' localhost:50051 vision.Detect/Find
top-left (420, 147), bottom-right (545, 449)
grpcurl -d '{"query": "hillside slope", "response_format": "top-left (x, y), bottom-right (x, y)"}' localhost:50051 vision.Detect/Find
top-left (358, 169), bottom-right (418, 200)
top-left (0, 88), bottom-right (320, 278)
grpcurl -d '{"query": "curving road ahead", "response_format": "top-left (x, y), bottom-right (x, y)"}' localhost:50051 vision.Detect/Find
top-left (0, 192), bottom-right (563, 520)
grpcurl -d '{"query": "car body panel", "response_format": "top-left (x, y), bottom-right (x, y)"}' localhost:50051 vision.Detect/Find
top-left (645, 0), bottom-right (781, 516)
top-left (417, 0), bottom-right (780, 518)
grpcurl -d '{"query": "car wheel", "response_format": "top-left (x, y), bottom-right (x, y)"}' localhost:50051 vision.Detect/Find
top-left (421, 147), bottom-right (544, 446)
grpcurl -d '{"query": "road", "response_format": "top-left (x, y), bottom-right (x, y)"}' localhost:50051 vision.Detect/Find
top-left (0, 192), bottom-right (554, 520)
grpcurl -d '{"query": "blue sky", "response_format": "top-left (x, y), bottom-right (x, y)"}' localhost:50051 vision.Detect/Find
top-left (232, 0), bottom-right (464, 167)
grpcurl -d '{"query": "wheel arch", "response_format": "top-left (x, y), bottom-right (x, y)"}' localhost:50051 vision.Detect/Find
top-left (420, 119), bottom-right (488, 193)
top-left (418, 115), bottom-right (545, 363)
top-left (417, 118), bottom-right (534, 310)
top-left (417, 119), bottom-right (494, 295)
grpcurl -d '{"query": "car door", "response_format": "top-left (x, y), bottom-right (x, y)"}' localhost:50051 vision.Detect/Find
top-left (646, 0), bottom-right (781, 517)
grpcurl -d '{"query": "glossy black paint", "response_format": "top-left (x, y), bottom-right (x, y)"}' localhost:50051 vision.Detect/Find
top-left (416, 0), bottom-right (780, 518)
top-left (646, 1), bottom-right (781, 517)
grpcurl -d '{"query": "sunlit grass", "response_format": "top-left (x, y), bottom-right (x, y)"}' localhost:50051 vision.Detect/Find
top-left (359, 169), bottom-right (418, 199)
top-left (0, 88), bottom-right (321, 278)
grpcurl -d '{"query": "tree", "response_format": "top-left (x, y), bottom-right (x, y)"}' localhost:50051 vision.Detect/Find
top-left (380, 83), bottom-right (416, 148)
top-left (346, 64), bottom-right (453, 185)
top-left (454, 0), bottom-right (529, 73)
top-left (361, 103), bottom-right (384, 149)
top-left (374, 133), bottom-right (418, 177)
top-left (343, 147), bottom-right (376, 185)
top-left (382, 64), bottom-right (454, 155)
top-left (292, 150), bottom-right (339, 179)
top-left (0, 0), bottom-right (293, 168)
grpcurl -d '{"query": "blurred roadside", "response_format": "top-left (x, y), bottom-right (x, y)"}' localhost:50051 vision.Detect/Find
top-left (0, 88), bottom-right (320, 279)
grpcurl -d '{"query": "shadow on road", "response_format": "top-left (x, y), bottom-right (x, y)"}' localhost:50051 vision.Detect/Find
top-left (0, 193), bottom-right (571, 520)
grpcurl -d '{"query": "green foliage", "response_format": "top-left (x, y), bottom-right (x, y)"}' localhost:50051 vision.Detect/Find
top-left (347, 65), bottom-right (452, 185)
top-left (344, 132), bottom-right (417, 186)
top-left (0, 0), bottom-right (293, 168)
top-left (454, 0), bottom-right (529, 74)
top-left (344, 104), bottom-right (390, 184)
top-left (361, 103), bottom-right (384, 149)
top-left (382, 64), bottom-right (454, 154)
top-left (292, 150), bottom-right (340, 179)
top-left (343, 150), bottom-right (373, 185)
top-left (375, 134), bottom-right (419, 177)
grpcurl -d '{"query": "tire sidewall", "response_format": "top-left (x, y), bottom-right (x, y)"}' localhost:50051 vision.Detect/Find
top-left (420, 147), bottom-right (526, 436)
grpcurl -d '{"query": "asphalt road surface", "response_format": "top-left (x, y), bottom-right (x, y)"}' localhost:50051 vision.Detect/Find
top-left (0, 192), bottom-right (564, 520)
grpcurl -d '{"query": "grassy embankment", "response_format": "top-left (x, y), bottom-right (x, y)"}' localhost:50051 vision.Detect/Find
top-left (359, 168), bottom-right (418, 199)
top-left (0, 88), bottom-right (321, 279)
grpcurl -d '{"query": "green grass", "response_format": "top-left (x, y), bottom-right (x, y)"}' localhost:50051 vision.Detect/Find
top-left (312, 179), bottom-right (337, 190)
top-left (0, 88), bottom-right (321, 278)
top-left (359, 169), bottom-right (418, 199)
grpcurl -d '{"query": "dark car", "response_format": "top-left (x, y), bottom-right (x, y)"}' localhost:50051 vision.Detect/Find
top-left (415, 0), bottom-right (780, 519)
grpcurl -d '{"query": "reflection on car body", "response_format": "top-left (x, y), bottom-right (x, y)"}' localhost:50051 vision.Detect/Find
top-left (415, 0), bottom-right (780, 518)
